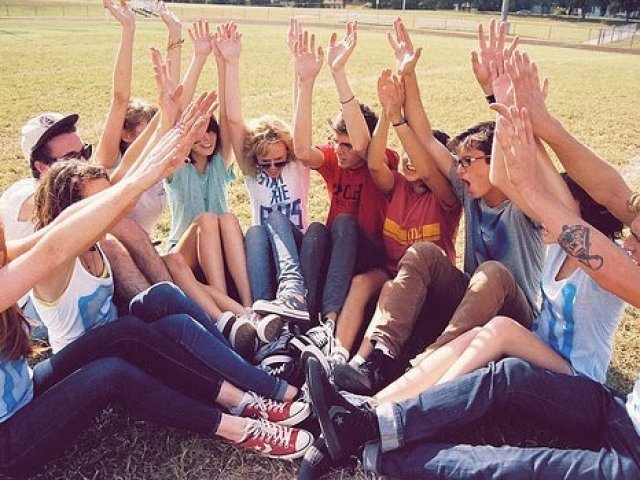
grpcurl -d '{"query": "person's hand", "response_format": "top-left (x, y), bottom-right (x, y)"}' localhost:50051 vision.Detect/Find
top-left (294, 30), bottom-right (324, 83)
top-left (214, 22), bottom-right (242, 63)
top-left (188, 20), bottom-right (212, 58)
top-left (505, 51), bottom-right (552, 140)
top-left (287, 17), bottom-right (302, 55)
top-left (156, 0), bottom-right (181, 39)
top-left (377, 69), bottom-right (404, 122)
top-left (327, 21), bottom-right (357, 74)
top-left (489, 49), bottom-right (514, 106)
top-left (471, 19), bottom-right (519, 95)
top-left (103, 0), bottom-right (135, 29)
top-left (387, 18), bottom-right (422, 75)
top-left (151, 48), bottom-right (183, 127)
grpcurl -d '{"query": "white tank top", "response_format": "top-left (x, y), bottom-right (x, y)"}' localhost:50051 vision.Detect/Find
top-left (30, 245), bottom-right (118, 353)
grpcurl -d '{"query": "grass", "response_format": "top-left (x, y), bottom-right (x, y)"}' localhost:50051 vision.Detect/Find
top-left (0, 17), bottom-right (638, 479)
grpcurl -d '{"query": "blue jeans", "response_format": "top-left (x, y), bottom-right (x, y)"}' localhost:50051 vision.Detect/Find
top-left (322, 214), bottom-right (385, 316)
top-left (129, 282), bottom-right (288, 400)
top-left (245, 212), bottom-right (330, 323)
top-left (4, 317), bottom-right (225, 477)
top-left (364, 358), bottom-right (640, 479)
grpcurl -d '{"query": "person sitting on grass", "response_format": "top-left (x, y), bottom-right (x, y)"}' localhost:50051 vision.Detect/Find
top-left (0, 109), bottom-right (313, 478)
top-left (291, 22), bottom-right (400, 371)
top-left (306, 99), bottom-right (640, 479)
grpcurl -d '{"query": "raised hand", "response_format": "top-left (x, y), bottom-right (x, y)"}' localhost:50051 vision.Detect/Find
top-left (505, 51), bottom-right (552, 140)
top-left (489, 49), bottom-right (513, 106)
top-left (377, 69), bottom-right (404, 122)
top-left (103, 0), bottom-right (135, 29)
top-left (327, 21), bottom-right (357, 73)
top-left (294, 30), bottom-right (324, 83)
top-left (287, 17), bottom-right (302, 54)
top-left (156, 0), bottom-right (181, 38)
top-left (215, 22), bottom-right (242, 63)
top-left (471, 19), bottom-right (519, 95)
top-left (387, 17), bottom-right (422, 75)
top-left (151, 48), bottom-right (183, 127)
top-left (188, 20), bottom-right (212, 58)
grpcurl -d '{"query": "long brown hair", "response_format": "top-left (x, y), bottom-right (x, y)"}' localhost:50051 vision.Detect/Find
top-left (33, 160), bottom-right (109, 229)
top-left (0, 219), bottom-right (32, 360)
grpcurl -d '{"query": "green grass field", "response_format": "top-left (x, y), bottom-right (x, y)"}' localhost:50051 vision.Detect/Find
top-left (0, 16), bottom-right (639, 479)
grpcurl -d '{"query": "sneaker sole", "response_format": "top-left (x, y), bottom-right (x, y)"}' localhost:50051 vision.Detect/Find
top-left (231, 321), bottom-right (257, 361)
top-left (256, 314), bottom-right (284, 343)
top-left (290, 337), bottom-right (332, 374)
top-left (253, 300), bottom-right (311, 322)
top-left (251, 434), bottom-right (314, 461)
top-left (276, 402), bottom-right (312, 427)
top-left (307, 358), bottom-right (347, 463)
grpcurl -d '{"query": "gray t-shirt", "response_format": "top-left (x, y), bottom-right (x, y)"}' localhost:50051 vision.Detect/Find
top-left (449, 164), bottom-right (544, 310)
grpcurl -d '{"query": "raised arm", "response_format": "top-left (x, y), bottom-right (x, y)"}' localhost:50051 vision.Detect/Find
top-left (2, 103), bottom-right (212, 313)
top-left (157, 1), bottom-right (182, 84)
top-left (287, 17), bottom-right (302, 114)
top-left (326, 22), bottom-right (370, 156)
top-left (211, 26), bottom-right (233, 169)
top-left (388, 18), bottom-right (452, 177)
top-left (216, 22), bottom-right (250, 173)
top-left (293, 29), bottom-right (325, 169)
top-left (94, 0), bottom-right (136, 170)
top-left (497, 106), bottom-right (640, 307)
top-left (508, 51), bottom-right (633, 225)
top-left (178, 20), bottom-right (212, 112)
top-left (367, 70), bottom-right (396, 194)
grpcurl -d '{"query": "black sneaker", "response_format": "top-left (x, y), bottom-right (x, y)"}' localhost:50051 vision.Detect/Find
top-left (297, 435), bottom-right (333, 480)
top-left (332, 348), bottom-right (396, 395)
top-left (217, 312), bottom-right (258, 361)
top-left (306, 357), bottom-right (378, 462)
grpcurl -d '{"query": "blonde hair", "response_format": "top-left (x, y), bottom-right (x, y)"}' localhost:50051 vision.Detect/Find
top-left (241, 115), bottom-right (295, 176)
top-left (124, 98), bottom-right (157, 133)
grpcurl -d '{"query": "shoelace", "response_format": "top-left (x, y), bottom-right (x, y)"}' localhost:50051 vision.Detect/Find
top-left (245, 417), bottom-right (293, 448)
top-left (246, 392), bottom-right (287, 417)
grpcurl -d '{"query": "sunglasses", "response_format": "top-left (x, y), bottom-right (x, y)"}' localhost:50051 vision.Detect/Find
top-left (46, 143), bottom-right (93, 163)
top-left (258, 159), bottom-right (288, 170)
top-left (455, 154), bottom-right (490, 169)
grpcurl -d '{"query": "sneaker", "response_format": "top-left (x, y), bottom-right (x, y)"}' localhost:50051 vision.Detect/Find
top-left (217, 312), bottom-right (258, 361)
top-left (244, 309), bottom-right (284, 343)
top-left (256, 332), bottom-right (304, 386)
top-left (305, 316), bottom-right (336, 356)
top-left (235, 417), bottom-right (313, 460)
top-left (292, 316), bottom-right (338, 374)
top-left (240, 391), bottom-right (311, 426)
top-left (306, 357), bottom-right (378, 462)
top-left (332, 348), bottom-right (396, 395)
top-left (297, 435), bottom-right (333, 480)
top-left (253, 290), bottom-right (310, 322)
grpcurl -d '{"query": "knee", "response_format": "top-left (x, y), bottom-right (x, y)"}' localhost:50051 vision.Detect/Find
top-left (194, 212), bottom-right (219, 232)
top-left (218, 212), bottom-right (241, 230)
top-left (164, 252), bottom-right (189, 273)
top-left (398, 241), bottom-right (446, 272)
top-left (330, 214), bottom-right (356, 240)
top-left (473, 261), bottom-right (514, 287)
top-left (265, 210), bottom-right (289, 229)
top-left (246, 224), bottom-right (269, 247)
top-left (303, 222), bottom-right (330, 247)
top-left (111, 217), bottom-right (147, 242)
top-left (480, 316), bottom-right (520, 344)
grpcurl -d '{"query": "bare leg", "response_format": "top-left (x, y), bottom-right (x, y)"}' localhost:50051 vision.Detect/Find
top-left (335, 270), bottom-right (388, 352)
top-left (174, 213), bottom-right (228, 294)
top-left (100, 234), bottom-right (150, 304)
top-left (164, 253), bottom-right (245, 319)
top-left (374, 327), bottom-right (480, 404)
top-left (110, 217), bottom-right (172, 284)
top-left (437, 316), bottom-right (573, 385)
top-left (219, 213), bottom-right (252, 307)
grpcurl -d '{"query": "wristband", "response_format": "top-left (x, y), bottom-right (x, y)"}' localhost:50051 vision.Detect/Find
top-left (628, 193), bottom-right (640, 214)
top-left (485, 94), bottom-right (496, 104)
top-left (340, 95), bottom-right (356, 105)
top-left (167, 38), bottom-right (185, 50)
top-left (392, 118), bottom-right (408, 128)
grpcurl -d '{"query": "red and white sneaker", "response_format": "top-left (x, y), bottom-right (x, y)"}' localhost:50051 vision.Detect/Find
top-left (241, 392), bottom-right (310, 426)
top-left (235, 418), bottom-right (313, 460)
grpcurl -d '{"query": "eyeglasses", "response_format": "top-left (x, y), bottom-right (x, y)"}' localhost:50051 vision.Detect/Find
top-left (455, 154), bottom-right (490, 169)
top-left (46, 143), bottom-right (93, 163)
top-left (329, 137), bottom-right (353, 151)
top-left (257, 159), bottom-right (288, 170)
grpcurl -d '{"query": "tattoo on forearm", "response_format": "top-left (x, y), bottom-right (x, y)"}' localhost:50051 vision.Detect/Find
top-left (557, 224), bottom-right (604, 270)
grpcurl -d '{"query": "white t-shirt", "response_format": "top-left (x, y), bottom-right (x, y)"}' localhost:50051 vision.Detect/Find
top-left (30, 245), bottom-right (118, 353)
top-left (126, 181), bottom-right (167, 237)
top-left (626, 375), bottom-right (640, 437)
top-left (244, 161), bottom-right (310, 231)
top-left (532, 244), bottom-right (626, 383)
top-left (0, 178), bottom-right (36, 242)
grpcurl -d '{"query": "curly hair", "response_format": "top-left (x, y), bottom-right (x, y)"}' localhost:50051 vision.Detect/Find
top-left (0, 220), bottom-right (32, 360)
top-left (120, 98), bottom-right (158, 153)
top-left (33, 160), bottom-right (109, 230)
top-left (241, 115), bottom-right (295, 176)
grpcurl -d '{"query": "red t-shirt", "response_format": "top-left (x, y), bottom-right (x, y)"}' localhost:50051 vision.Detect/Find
top-left (316, 145), bottom-right (399, 240)
top-left (383, 172), bottom-right (462, 273)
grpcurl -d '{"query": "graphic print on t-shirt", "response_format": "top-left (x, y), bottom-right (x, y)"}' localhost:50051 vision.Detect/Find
top-left (257, 171), bottom-right (303, 229)
top-left (331, 178), bottom-right (363, 211)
